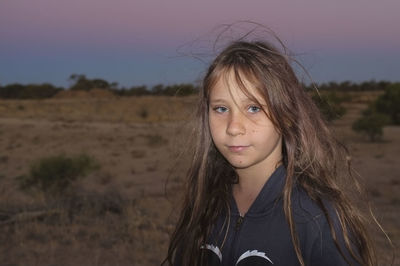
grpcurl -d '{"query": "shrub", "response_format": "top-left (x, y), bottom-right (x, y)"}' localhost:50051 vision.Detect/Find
top-left (0, 83), bottom-right (62, 99)
top-left (138, 106), bottom-right (149, 119)
top-left (352, 110), bottom-right (390, 142)
top-left (312, 91), bottom-right (347, 121)
top-left (19, 154), bottom-right (99, 194)
top-left (374, 83), bottom-right (400, 125)
top-left (162, 83), bottom-right (198, 96)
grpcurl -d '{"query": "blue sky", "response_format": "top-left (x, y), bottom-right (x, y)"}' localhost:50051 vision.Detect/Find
top-left (1, 0), bottom-right (399, 88)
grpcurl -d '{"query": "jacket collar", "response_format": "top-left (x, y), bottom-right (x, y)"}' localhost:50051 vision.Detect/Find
top-left (230, 164), bottom-right (286, 217)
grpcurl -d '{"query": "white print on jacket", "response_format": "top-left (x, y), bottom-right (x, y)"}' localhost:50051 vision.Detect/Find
top-left (201, 245), bottom-right (273, 265)
top-left (236, 250), bottom-right (273, 265)
top-left (201, 244), bottom-right (222, 262)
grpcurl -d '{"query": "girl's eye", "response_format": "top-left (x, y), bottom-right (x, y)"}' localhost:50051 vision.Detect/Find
top-left (213, 106), bottom-right (228, 113)
top-left (248, 105), bottom-right (261, 113)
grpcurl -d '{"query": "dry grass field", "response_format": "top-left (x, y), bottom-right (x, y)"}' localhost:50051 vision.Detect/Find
top-left (0, 92), bottom-right (398, 265)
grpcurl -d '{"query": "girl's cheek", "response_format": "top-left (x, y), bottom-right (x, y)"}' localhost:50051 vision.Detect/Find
top-left (210, 114), bottom-right (223, 125)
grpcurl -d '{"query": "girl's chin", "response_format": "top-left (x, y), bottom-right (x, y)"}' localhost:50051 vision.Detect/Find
top-left (226, 159), bottom-right (252, 169)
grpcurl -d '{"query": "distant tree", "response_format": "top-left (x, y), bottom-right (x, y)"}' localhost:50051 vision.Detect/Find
top-left (0, 83), bottom-right (25, 98)
top-left (69, 74), bottom-right (92, 91)
top-left (359, 80), bottom-right (389, 91)
top-left (20, 83), bottom-right (62, 99)
top-left (151, 84), bottom-right (164, 95)
top-left (163, 83), bottom-right (198, 96)
top-left (130, 85), bottom-right (150, 96)
top-left (378, 81), bottom-right (390, 91)
top-left (373, 83), bottom-right (400, 125)
top-left (0, 83), bottom-right (61, 99)
top-left (337, 81), bottom-right (351, 91)
top-left (306, 80), bottom-right (390, 92)
top-left (352, 109), bottom-right (390, 142)
top-left (113, 83), bottom-right (198, 96)
top-left (91, 78), bottom-right (110, 89)
top-left (312, 91), bottom-right (347, 121)
top-left (68, 74), bottom-right (114, 91)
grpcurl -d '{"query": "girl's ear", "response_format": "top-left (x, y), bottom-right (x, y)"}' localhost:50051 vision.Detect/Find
top-left (284, 118), bottom-right (292, 128)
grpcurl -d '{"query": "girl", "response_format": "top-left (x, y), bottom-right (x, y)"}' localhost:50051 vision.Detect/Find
top-left (163, 36), bottom-right (377, 265)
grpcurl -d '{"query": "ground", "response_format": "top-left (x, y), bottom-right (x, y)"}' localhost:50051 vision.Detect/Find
top-left (0, 92), bottom-right (398, 265)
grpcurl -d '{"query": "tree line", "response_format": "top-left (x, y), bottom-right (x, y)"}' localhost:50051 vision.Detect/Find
top-left (1, 74), bottom-right (399, 142)
top-left (352, 83), bottom-right (400, 141)
top-left (0, 74), bottom-right (198, 99)
top-left (0, 74), bottom-right (397, 99)
top-left (305, 80), bottom-right (390, 92)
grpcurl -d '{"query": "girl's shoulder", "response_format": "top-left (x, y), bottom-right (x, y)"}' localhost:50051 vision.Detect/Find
top-left (291, 183), bottom-right (337, 224)
top-left (291, 185), bottom-right (361, 265)
top-left (290, 185), bottom-right (342, 244)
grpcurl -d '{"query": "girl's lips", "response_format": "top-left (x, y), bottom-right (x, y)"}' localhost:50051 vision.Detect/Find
top-left (227, 146), bottom-right (249, 152)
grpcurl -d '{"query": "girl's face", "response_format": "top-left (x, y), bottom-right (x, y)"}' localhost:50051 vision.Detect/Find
top-left (208, 70), bottom-right (282, 172)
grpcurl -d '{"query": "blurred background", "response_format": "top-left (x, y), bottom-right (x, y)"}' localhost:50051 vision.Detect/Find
top-left (0, 0), bottom-right (399, 265)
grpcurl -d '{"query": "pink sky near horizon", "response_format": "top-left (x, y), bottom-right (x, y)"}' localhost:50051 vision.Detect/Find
top-left (0, 0), bottom-right (399, 86)
top-left (2, 0), bottom-right (399, 49)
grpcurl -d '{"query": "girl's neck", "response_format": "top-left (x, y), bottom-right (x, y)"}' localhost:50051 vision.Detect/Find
top-left (232, 136), bottom-right (283, 215)
top-left (233, 160), bottom-right (282, 216)
top-left (234, 161), bottom-right (281, 196)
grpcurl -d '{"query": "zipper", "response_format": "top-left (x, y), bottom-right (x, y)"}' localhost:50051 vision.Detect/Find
top-left (228, 214), bottom-right (245, 265)
top-left (235, 215), bottom-right (244, 230)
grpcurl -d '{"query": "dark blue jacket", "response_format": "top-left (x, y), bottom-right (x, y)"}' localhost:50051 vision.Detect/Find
top-left (199, 165), bottom-right (359, 266)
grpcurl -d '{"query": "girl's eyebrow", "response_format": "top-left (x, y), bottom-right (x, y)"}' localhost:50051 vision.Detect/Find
top-left (209, 98), bottom-right (263, 105)
top-left (209, 98), bottom-right (227, 104)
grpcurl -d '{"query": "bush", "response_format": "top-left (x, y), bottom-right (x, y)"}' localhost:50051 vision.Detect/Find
top-left (162, 83), bottom-right (198, 96)
top-left (312, 91), bottom-right (347, 121)
top-left (19, 154), bottom-right (99, 194)
top-left (352, 110), bottom-right (390, 142)
top-left (138, 106), bottom-right (149, 119)
top-left (0, 83), bottom-right (62, 99)
top-left (374, 83), bottom-right (400, 125)
top-left (114, 85), bottom-right (150, 96)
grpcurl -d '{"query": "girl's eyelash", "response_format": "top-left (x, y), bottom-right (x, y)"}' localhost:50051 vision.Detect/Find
top-left (212, 105), bottom-right (262, 113)
top-left (248, 105), bottom-right (262, 113)
top-left (213, 106), bottom-right (228, 113)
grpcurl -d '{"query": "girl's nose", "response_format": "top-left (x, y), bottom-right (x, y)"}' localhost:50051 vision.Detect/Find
top-left (226, 113), bottom-right (246, 136)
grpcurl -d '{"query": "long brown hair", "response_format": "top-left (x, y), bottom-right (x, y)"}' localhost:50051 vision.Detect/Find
top-left (163, 32), bottom-right (377, 266)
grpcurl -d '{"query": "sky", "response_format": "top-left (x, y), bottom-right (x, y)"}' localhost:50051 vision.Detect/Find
top-left (0, 0), bottom-right (399, 88)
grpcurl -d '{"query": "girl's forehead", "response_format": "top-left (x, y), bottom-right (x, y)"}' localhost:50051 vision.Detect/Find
top-left (209, 69), bottom-right (264, 103)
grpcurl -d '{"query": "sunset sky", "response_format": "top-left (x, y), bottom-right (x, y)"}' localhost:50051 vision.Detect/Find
top-left (1, 0), bottom-right (399, 88)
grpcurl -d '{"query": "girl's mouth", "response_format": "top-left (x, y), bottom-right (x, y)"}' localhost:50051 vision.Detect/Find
top-left (228, 146), bottom-right (249, 152)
